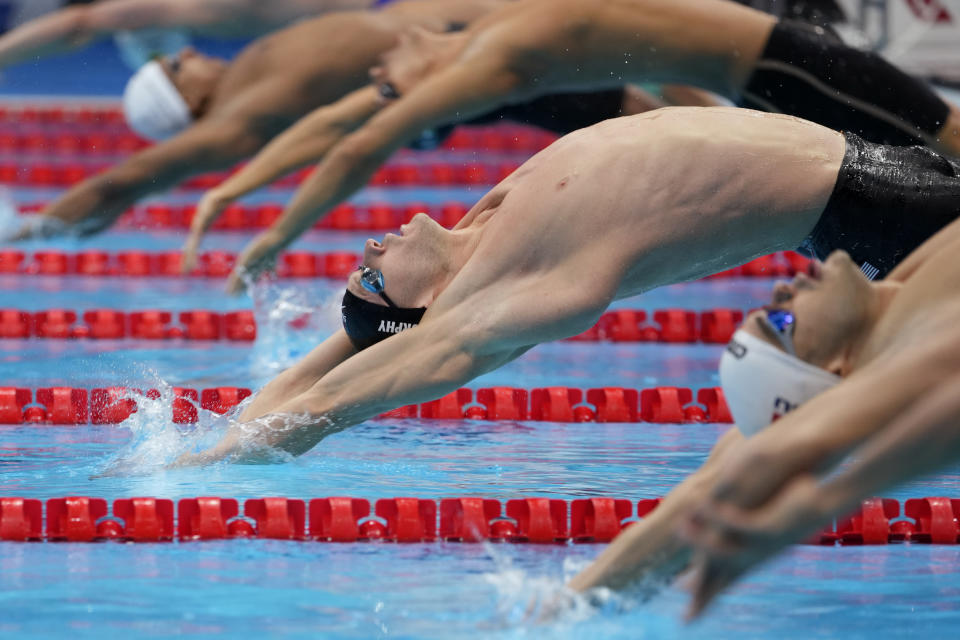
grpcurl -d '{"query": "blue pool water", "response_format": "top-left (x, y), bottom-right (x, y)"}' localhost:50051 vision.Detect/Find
top-left (4, 225), bottom-right (960, 639)
top-left (1, 40), bottom-right (959, 640)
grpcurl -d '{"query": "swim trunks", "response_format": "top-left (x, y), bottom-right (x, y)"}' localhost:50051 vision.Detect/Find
top-left (800, 132), bottom-right (960, 278)
top-left (741, 20), bottom-right (951, 147)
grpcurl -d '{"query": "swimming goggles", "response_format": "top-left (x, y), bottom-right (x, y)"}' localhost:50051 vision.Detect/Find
top-left (359, 266), bottom-right (397, 308)
top-left (759, 308), bottom-right (797, 356)
top-left (167, 53), bottom-right (181, 75)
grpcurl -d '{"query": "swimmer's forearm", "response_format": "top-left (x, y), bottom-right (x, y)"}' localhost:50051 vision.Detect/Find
top-left (0, 6), bottom-right (108, 68)
top-left (709, 335), bottom-right (960, 512)
top-left (817, 372), bottom-right (960, 519)
top-left (39, 170), bottom-right (150, 234)
top-left (237, 330), bottom-right (357, 423)
top-left (265, 53), bottom-right (520, 246)
top-left (269, 131), bottom-right (396, 244)
top-left (761, 345), bottom-right (960, 472)
top-left (233, 324), bottom-right (502, 458)
top-left (570, 428), bottom-right (744, 592)
top-left (215, 88), bottom-right (382, 203)
top-left (568, 484), bottom-right (695, 593)
top-left (41, 122), bottom-right (259, 235)
top-left (40, 156), bottom-right (193, 233)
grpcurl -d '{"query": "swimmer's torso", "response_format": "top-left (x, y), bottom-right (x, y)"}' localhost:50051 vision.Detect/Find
top-left (440, 108), bottom-right (844, 345)
top-left (475, 0), bottom-right (775, 98)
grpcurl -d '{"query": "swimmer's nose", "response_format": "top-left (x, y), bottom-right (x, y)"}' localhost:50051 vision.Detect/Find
top-left (771, 281), bottom-right (796, 304)
top-left (363, 238), bottom-right (384, 260)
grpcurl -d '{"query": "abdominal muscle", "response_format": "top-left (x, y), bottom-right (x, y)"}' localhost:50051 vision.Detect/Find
top-left (469, 108), bottom-right (846, 301)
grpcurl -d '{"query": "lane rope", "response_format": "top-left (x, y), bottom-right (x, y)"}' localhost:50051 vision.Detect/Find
top-left (0, 306), bottom-right (758, 344)
top-left (0, 248), bottom-right (808, 282)
top-left (0, 385), bottom-right (733, 424)
top-left (0, 495), bottom-right (955, 545)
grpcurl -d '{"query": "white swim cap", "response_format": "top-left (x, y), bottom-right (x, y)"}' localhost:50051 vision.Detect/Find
top-left (122, 60), bottom-right (192, 141)
top-left (720, 329), bottom-right (841, 436)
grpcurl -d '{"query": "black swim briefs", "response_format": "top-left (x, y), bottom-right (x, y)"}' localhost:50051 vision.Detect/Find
top-left (741, 20), bottom-right (951, 147)
top-left (800, 132), bottom-right (960, 278)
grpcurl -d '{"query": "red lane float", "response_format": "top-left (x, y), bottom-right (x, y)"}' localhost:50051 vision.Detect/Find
top-left (0, 114), bottom-right (555, 153)
top-left (0, 247), bottom-right (809, 284)
top-left (2, 157), bottom-right (527, 189)
top-left (0, 304), bottom-right (752, 344)
top-left (3, 495), bottom-right (958, 544)
top-left (0, 308), bottom-right (256, 341)
top-left (1, 385), bottom-right (253, 424)
top-left (0, 385), bottom-right (734, 425)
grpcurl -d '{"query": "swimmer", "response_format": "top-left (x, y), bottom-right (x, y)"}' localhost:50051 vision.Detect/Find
top-left (0, 0), bottom-right (379, 70)
top-left (4, 0), bottom-right (507, 239)
top-left (670, 216), bottom-right (960, 618)
top-left (168, 106), bottom-right (960, 468)
top-left (568, 217), bottom-right (960, 615)
top-left (210, 0), bottom-right (960, 286)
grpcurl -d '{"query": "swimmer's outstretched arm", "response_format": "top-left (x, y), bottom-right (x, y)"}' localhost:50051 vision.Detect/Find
top-left (683, 328), bottom-right (960, 618)
top-left (10, 118), bottom-right (264, 239)
top-left (224, 46), bottom-right (523, 292)
top-left (173, 304), bottom-right (527, 465)
top-left (183, 87), bottom-right (382, 271)
top-left (0, 0), bottom-right (372, 69)
top-left (567, 427), bottom-right (744, 593)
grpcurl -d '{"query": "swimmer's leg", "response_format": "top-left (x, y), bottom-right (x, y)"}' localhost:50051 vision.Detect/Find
top-left (740, 20), bottom-right (957, 156)
top-left (569, 428), bottom-right (744, 593)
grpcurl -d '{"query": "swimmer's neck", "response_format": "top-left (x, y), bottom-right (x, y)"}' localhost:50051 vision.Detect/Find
top-left (847, 280), bottom-right (902, 373)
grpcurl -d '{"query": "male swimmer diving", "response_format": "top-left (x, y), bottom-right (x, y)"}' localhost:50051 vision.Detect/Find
top-left (673, 214), bottom-right (960, 618)
top-left (170, 107), bottom-right (960, 467)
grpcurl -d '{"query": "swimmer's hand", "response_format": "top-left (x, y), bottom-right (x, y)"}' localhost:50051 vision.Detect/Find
top-left (682, 475), bottom-right (827, 620)
top-left (182, 188), bottom-right (234, 273)
top-left (226, 230), bottom-right (282, 294)
top-left (0, 212), bottom-right (70, 242)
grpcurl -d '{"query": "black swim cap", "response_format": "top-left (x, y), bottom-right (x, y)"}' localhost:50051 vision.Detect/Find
top-left (341, 290), bottom-right (426, 351)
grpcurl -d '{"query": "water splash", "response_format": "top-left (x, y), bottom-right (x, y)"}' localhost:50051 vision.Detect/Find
top-left (93, 378), bottom-right (240, 477)
top-left (0, 186), bottom-right (68, 241)
top-left (481, 544), bottom-right (628, 630)
top-left (248, 275), bottom-right (343, 373)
